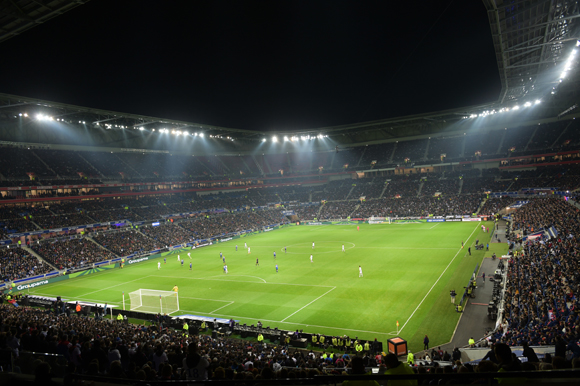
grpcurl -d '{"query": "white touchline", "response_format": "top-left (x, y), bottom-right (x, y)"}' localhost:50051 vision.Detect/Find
top-left (398, 223), bottom-right (480, 334)
top-left (280, 286), bottom-right (336, 322)
top-left (77, 275), bottom-right (153, 298)
top-left (429, 223), bottom-right (440, 229)
top-left (178, 308), bottom-right (397, 336)
top-left (210, 301), bottom-right (235, 314)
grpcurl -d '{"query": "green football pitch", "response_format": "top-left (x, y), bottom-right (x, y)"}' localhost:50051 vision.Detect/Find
top-left (25, 221), bottom-right (500, 352)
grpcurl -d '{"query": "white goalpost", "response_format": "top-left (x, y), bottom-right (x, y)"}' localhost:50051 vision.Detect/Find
top-left (129, 289), bottom-right (180, 314)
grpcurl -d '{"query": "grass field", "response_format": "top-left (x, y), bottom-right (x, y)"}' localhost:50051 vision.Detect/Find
top-left (24, 221), bottom-right (503, 352)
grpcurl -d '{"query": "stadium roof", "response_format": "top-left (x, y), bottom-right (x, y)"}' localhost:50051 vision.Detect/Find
top-left (1, 1), bottom-right (580, 149)
top-left (0, 0), bottom-right (89, 44)
top-left (483, 0), bottom-right (580, 104)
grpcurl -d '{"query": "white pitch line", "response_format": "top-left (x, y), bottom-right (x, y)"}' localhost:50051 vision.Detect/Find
top-left (154, 275), bottom-right (335, 288)
top-left (210, 301), bottom-right (234, 314)
top-left (280, 286), bottom-right (336, 322)
top-left (180, 296), bottom-right (232, 303)
top-left (77, 275), bottom-right (153, 298)
top-left (178, 308), bottom-right (396, 336)
top-left (398, 223), bottom-right (480, 334)
top-left (429, 223), bottom-right (440, 229)
top-left (207, 275), bottom-right (266, 283)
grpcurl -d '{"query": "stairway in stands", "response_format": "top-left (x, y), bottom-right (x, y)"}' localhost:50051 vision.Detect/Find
top-left (22, 245), bottom-right (59, 272)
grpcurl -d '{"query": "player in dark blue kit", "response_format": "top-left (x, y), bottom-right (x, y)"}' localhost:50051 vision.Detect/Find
top-left (284, 246), bottom-right (287, 253)
top-left (273, 251), bottom-right (276, 259)
top-left (256, 258), bottom-right (259, 266)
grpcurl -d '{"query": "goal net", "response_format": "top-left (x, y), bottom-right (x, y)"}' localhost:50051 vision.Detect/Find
top-left (129, 289), bottom-right (179, 314)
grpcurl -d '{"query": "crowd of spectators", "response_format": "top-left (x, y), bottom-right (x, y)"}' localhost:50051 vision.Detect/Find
top-left (496, 198), bottom-right (580, 351)
top-left (349, 180), bottom-right (385, 199)
top-left (293, 205), bottom-right (320, 220)
top-left (34, 214), bottom-right (97, 230)
top-left (479, 197), bottom-right (515, 216)
top-left (178, 210), bottom-right (288, 240)
top-left (0, 246), bottom-right (53, 282)
top-left (2, 302), bottom-right (580, 383)
top-left (1, 218), bottom-right (38, 239)
top-left (318, 202), bottom-right (358, 220)
top-left (383, 195), bottom-right (481, 218)
top-left (140, 224), bottom-right (196, 247)
top-left (92, 230), bottom-right (158, 257)
top-left (421, 179), bottom-right (459, 196)
top-left (31, 238), bottom-right (116, 270)
top-left (461, 177), bottom-right (512, 194)
top-left (384, 178), bottom-right (420, 198)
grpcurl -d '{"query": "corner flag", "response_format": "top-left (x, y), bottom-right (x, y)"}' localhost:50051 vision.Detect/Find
top-left (396, 320), bottom-right (399, 327)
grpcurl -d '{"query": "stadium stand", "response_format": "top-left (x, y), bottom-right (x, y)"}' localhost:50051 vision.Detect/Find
top-left (31, 237), bottom-right (116, 270)
top-left (0, 246), bottom-right (52, 281)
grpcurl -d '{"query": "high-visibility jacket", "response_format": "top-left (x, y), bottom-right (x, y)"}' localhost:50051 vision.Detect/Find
top-left (183, 323), bottom-right (189, 332)
top-left (117, 313), bottom-right (123, 321)
top-left (364, 342), bottom-right (370, 351)
top-left (76, 304), bottom-right (81, 312)
top-left (319, 336), bottom-right (325, 344)
top-left (257, 334), bottom-right (264, 342)
top-left (356, 344), bottom-right (363, 353)
top-left (312, 335), bottom-right (318, 343)
top-left (407, 352), bottom-right (414, 365)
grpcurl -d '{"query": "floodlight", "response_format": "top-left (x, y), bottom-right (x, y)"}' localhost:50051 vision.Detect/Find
top-left (262, 138), bottom-right (266, 142)
top-left (139, 127), bottom-right (144, 131)
top-left (194, 132), bottom-right (198, 136)
top-left (284, 136), bottom-right (289, 141)
top-left (199, 133), bottom-right (204, 137)
top-left (18, 113), bottom-right (22, 117)
top-left (272, 136), bottom-right (278, 142)
top-left (524, 102), bottom-right (532, 107)
top-left (513, 105), bottom-right (520, 110)
top-left (184, 131), bottom-right (189, 135)
top-left (24, 113), bottom-right (28, 117)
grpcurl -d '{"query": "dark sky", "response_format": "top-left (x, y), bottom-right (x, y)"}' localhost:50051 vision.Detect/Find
top-left (0, 0), bottom-right (500, 131)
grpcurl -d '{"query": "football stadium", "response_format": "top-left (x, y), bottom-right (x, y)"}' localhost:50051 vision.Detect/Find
top-left (1, 1), bottom-right (580, 385)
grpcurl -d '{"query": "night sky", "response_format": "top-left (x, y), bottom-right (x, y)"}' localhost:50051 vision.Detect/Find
top-left (0, 0), bottom-right (501, 131)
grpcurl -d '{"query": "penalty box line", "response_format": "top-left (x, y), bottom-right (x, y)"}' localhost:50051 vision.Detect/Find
top-left (398, 223), bottom-right (481, 334)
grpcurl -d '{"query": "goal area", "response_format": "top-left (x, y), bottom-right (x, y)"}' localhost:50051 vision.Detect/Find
top-left (129, 289), bottom-right (179, 314)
